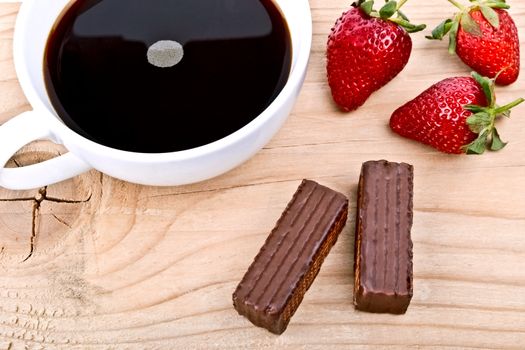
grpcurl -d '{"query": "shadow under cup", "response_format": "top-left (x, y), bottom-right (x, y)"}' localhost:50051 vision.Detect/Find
top-left (43, 0), bottom-right (292, 154)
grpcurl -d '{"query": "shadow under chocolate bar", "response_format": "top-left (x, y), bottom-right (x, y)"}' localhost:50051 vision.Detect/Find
top-left (233, 179), bottom-right (349, 334)
top-left (354, 160), bottom-right (414, 314)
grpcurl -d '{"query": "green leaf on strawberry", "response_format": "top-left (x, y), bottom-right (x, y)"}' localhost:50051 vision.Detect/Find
top-left (463, 105), bottom-right (486, 113)
top-left (352, 0), bottom-right (426, 33)
top-left (466, 130), bottom-right (489, 155)
top-left (472, 71), bottom-right (494, 106)
top-left (448, 18), bottom-right (460, 54)
top-left (462, 72), bottom-right (524, 154)
top-left (360, 0), bottom-right (375, 15)
top-left (482, 1), bottom-right (510, 10)
top-left (480, 6), bottom-right (499, 27)
top-left (379, 1), bottom-right (397, 19)
top-left (397, 9), bottom-right (409, 21)
top-left (425, 19), bottom-right (453, 40)
top-left (490, 129), bottom-right (507, 151)
top-left (460, 11), bottom-right (482, 36)
top-left (427, 0), bottom-right (513, 49)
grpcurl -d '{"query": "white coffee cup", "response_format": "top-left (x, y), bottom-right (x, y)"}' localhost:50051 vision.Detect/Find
top-left (0, 0), bottom-right (312, 190)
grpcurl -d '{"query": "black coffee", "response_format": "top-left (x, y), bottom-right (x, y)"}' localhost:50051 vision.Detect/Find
top-left (44, 0), bottom-right (292, 153)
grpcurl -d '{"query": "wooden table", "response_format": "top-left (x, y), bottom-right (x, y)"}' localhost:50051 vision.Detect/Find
top-left (0, 1), bottom-right (524, 349)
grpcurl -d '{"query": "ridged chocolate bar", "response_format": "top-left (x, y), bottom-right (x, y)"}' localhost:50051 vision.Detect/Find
top-left (233, 180), bottom-right (349, 334)
top-left (354, 160), bottom-right (414, 314)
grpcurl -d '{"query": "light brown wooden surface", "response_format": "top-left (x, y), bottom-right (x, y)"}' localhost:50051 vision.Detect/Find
top-left (0, 1), bottom-right (524, 349)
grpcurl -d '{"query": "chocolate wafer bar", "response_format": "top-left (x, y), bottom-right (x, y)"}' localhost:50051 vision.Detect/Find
top-left (233, 180), bottom-right (349, 334)
top-left (354, 160), bottom-right (414, 314)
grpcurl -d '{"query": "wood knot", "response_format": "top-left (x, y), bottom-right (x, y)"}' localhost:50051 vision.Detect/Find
top-left (0, 144), bottom-right (102, 264)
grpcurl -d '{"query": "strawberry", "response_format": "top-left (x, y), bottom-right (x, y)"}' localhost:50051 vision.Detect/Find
top-left (327, 0), bottom-right (426, 111)
top-left (426, 0), bottom-right (520, 85)
top-left (390, 72), bottom-right (523, 154)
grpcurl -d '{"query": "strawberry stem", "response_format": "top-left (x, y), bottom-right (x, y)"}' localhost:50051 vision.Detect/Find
top-left (447, 0), bottom-right (467, 11)
top-left (356, 0), bottom-right (427, 33)
top-left (397, 0), bottom-right (409, 9)
top-left (495, 98), bottom-right (525, 114)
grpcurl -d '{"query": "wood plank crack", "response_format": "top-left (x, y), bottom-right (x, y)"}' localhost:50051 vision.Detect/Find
top-left (0, 185), bottom-right (92, 262)
top-left (21, 200), bottom-right (39, 262)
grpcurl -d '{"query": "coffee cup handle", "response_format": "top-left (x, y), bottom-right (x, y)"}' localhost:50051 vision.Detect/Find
top-left (0, 111), bottom-right (93, 190)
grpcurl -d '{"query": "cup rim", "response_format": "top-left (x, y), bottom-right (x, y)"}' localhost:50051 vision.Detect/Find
top-left (13, 0), bottom-right (312, 163)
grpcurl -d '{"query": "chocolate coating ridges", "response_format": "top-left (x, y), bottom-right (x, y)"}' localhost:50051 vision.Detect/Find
top-left (233, 180), bottom-right (349, 334)
top-left (354, 160), bottom-right (414, 314)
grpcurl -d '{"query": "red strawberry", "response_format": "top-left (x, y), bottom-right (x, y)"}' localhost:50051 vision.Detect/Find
top-left (327, 0), bottom-right (426, 111)
top-left (427, 0), bottom-right (520, 85)
top-left (390, 72), bottom-right (523, 154)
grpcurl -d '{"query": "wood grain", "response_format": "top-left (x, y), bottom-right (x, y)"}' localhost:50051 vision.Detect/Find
top-left (0, 1), bottom-right (524, 349)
